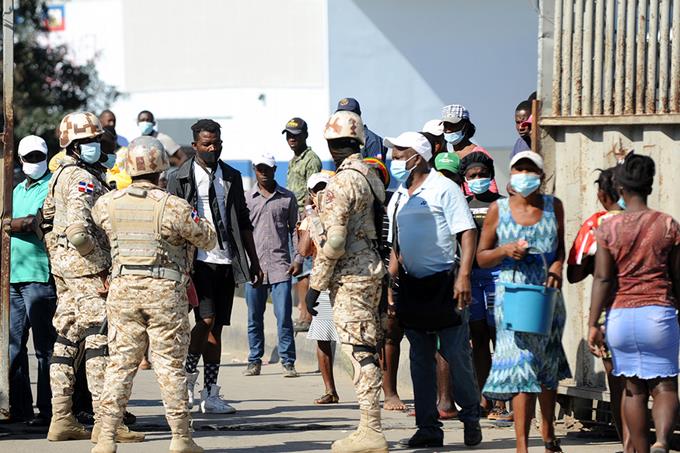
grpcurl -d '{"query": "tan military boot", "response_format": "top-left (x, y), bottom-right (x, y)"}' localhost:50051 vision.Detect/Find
top-left (91, 421), bottom-right (145, 443)
top-left (331, 409), bottom-right (388, 453)
top-left (91, 416), bottom-right (117, 453)
top-left (168, 417), bottom-right (203, 453)
top-left (47, 396), bottom-right (92, 441)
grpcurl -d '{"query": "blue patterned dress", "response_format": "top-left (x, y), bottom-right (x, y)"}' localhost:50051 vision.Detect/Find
top-left (482, 195), bottom-right (571, 401)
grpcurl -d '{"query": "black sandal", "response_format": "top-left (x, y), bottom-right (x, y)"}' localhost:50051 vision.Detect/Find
top-left (545, 439), bottom-right (563, 452)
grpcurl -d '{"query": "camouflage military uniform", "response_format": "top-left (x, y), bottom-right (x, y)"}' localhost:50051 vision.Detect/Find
top-left (43, 155), bottom-right (111, 409)
top-left (310, 153), bottom-right (386, 411)
top-left (91, 182), bottom-right (216, 430)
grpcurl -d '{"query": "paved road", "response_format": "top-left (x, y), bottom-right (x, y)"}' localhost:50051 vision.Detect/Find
top-left (0, 297), bottom-right (622, 452)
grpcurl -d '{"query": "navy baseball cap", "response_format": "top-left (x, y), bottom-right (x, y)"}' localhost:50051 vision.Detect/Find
top-left (281, 117), bottom-right (308, 135)
top-left (336, 97), bottom-right (361, 115)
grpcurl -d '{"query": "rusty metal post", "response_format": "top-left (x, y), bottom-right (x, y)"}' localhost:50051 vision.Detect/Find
top-left (647, 0), bottom-right (660, 113)
top-left (552, 0), bottom-right (564, 116)
top-left (561, 0), bottom-right (574, 116)
top-left (604, 0), bottom-right (616, 114)
top-left (582, 0), bottom-right (594, 115)
top-left (634, 0), bottom-right (647, 114)
top-left (658, 0), bottom-right (670, 112)
top-left (572, 0), bottom-right (585, 115)
top-left (0, 0), bottom-right (14, 420)
top-left (531, 99), bottom-right (540, 153)
top-left (593, 0), bottom-right (605, 115)
top-left (669, 0), bottom-right (680, 112)
top-left (614, 0), bottom-right (627, 115)
top-left (623, 0), bottom-right (637, 114)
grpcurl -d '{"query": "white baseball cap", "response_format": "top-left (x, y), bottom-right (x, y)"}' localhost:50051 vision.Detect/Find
top-left (252, 153), bottom-right (276, 168)
top-left (421, 119), bottom-right (444, 136)
top-left (307, 172), bottom-right (330, 190)
top-left (157, 134), bottom-right (180, 156)
top-left (383, 132), bottom-right (433, 161)
top-left (510, 150), bottom-right (544, 171)
top-left (18, 135), bottom-right (48, 157)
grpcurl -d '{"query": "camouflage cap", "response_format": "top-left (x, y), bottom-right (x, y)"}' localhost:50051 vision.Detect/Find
top-left (323, 110), bottom-right (365, 146)
top-left (58, 111), bottom-right (104, 149)
top-left (125, 136), bottom-right (169, 177)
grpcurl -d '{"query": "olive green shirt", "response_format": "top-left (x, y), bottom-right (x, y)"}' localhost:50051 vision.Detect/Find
top-left (286, 147), bottom-right (322, 210)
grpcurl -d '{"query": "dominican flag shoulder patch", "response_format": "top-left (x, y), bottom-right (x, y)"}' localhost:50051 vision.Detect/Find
top-left (78, 181), bottom-right (94, 194)
top-left (191, 209), bottom-right (200, 224)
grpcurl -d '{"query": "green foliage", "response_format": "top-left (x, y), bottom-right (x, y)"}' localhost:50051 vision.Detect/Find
top-left (2, 0), bottom-right (119, 152)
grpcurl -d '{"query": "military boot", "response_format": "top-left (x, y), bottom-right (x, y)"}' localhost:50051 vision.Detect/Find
top-left (47, 396), bottom-right (92, 441)
top-left (331, 409), bottom-right (388, 453)
top-left (91, 421), bottom-right (145, 443)
top-left (168, 417), bottom-right (203, 453)
top-left (91, 416), bottom-right (117, 453)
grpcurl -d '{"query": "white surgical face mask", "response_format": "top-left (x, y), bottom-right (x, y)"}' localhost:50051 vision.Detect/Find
top-left (22, 160), bottom-right (47, 180)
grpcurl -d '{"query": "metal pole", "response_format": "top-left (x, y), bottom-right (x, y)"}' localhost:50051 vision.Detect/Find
top-left (593, 0), bottom-right (605, 115)
top-left (583, 0), bottom-right (595, 115)
top-left (572, 0), bottom-right (585, 115)
top-left (623, 0), bottom-right (637, 115)
top-left (658, 0), bottom-right (671, 112)
top-left (552, 0), bottom-right (564, 116)
top-left (634, 0), bottom-right (647, 114)
top-left (671, 0), bottom-right (680, 112)
top-left (0, 0), bottom-right (14, 421)
top-left (562, 0), bottom-right (574, 116)
top-left (614, 0), bottom-right (627, 115)
top-left (647, 0), bottom-right (660, 113)
top-left (604, 0), bottom-right (616, 114)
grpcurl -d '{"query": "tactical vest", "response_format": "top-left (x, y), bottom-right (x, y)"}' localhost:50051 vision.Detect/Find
top-left (108, 186), bottom-right (187, 282)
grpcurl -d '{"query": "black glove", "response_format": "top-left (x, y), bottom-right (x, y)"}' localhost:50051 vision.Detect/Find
top-left (305, 288), bottom-right (321, 317)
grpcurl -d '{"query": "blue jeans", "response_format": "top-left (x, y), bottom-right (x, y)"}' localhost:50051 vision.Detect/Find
top-left (405, 309), bottom-right (480, 435)
top-left (245, 280), bottom-right (296, 365)
top-left (9, 282), bottom-right (57, 418)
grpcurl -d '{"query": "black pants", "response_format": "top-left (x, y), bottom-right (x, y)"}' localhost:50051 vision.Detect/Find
top-left (192, 261), bottom-right (236, 327)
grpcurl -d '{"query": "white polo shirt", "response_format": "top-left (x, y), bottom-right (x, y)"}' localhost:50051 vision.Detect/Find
top-left (194, 163), bottom-right (232, 264)
top-left (387, 169), bottom-right (475, 278)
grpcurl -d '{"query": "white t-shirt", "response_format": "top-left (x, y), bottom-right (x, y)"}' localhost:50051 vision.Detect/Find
top-left (194, 163), bottom-right (232, 264)
top-left (387, 169), bottom-right (475, 278)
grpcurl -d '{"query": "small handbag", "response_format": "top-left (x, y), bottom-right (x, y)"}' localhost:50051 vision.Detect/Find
top-left (391, 193), bottom-right (462, 331)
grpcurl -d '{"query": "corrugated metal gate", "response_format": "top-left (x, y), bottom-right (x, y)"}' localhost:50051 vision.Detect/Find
top-left (537, 0), bottom-right (680, 401)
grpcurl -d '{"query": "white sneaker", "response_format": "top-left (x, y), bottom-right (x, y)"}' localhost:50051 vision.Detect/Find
top-left (186, 371), bottom-right (199, 409)
top-left (199, 385), bottom-right (237, 414)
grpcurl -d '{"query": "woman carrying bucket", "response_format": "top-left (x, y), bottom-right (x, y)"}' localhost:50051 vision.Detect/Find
top-left (589, 153), bottom-right (680, 453)
top-left (477, 150), bottom-right (571, 453)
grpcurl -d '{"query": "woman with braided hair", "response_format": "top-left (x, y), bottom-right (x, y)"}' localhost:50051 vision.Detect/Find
top-left (589, 153), bottom-right (680, 453)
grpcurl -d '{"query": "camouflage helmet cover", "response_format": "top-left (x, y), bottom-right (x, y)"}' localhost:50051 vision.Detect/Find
top-left (125, 136), bottom-right (169, 177)
top-left (58, 111), bottom-right (104, 149)
top-left (323, 110), bottom-right (365, 146)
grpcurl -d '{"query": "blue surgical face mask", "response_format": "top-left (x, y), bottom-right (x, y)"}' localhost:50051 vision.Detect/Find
top-left (617, 197), bottom-right (626, 210)
top-left (101, 153), bottom-right (116, 169)
top-left (444, 131), bottom-right (464, 145)
top-left (79, 142), bottom-right (101, 164)
top-left (390, 154), bottom-right (417, 184)
top-left (510, 173), bottom-right (541, 197)
top-left (138, 121), bottom-right (154, 136)
top-left (467, 177), bottom-right (491, 195)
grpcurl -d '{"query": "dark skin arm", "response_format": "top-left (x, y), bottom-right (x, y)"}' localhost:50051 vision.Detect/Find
top-left (588, 244), bottom-right (617, 357)
top-left (546, 198), bottom-right (566, 289)
top-left (241, 229), bottom-right (264, 287)
top-left (297, 227), bottom-right (314, 258)
top-left (476, 202), bottom-right (528, 268)
top-left (9, 215), bottom-right (37, 234)
top-left (567, 255), bottom-right (595, 284)
top-left (455, 228), bottom-right (477, 308)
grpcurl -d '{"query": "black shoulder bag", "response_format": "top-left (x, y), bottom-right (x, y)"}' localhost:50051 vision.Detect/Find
top-left (391, 193), bottom-right (462, 331)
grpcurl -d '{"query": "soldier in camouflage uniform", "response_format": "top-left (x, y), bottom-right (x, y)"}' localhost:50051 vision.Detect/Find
top-left (305, 111), bottom-right (388, 453)
top-left (90, 136), bottom-right (216, 453)
top-left (43, 112), bottom-right (143, 443)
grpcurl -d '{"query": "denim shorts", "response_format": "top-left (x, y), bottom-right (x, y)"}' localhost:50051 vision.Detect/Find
top-left (606, 305), bottom-right (680, 379)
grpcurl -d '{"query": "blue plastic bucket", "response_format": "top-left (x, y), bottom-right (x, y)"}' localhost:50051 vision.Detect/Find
top-left (502, 282), bottom-right (557, 335)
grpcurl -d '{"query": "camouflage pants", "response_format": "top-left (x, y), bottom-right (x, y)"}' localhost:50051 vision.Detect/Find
top-left (98, 276), bottom-right (191, 428)
top-left (51, 274), bottom-right (108, 410)
top-left (331, 276), bottom-right (383, 411)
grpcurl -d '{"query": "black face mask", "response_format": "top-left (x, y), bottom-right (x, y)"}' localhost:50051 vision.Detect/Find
top-left (330, 146), bottom-right (356, 169)
top-left (198, 150), bottom-right (220, 167)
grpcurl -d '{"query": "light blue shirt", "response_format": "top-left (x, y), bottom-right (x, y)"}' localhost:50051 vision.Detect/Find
top-left (387, 169), bottom-right (475, 278)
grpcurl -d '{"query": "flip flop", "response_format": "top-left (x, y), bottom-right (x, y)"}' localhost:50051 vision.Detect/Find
top-left (314, 392), bottom-right (339, 404)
